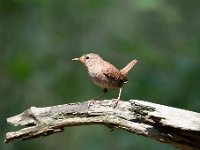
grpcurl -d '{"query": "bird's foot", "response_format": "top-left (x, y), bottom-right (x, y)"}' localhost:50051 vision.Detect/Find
top-left (109, 98), bottom-right (119, 108)
top-left (88, 100), bottom-right (96, 107)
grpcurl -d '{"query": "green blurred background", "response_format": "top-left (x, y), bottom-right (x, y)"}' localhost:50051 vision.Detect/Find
top-left (1, 0), bottom-right (200, 150)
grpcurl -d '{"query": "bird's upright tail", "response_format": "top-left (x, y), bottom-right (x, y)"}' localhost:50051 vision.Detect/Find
top-left (120, 59), bottom-right (138, 75)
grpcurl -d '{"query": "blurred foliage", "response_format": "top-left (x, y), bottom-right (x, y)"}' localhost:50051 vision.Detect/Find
top-left (1, 0), bottom-right (200, 150)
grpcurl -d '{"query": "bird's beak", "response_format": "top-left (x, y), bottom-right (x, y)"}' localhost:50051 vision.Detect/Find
top-left (72, 56), bottom-right (84, 63)
top-left (72, 57), bottom-right (80, 61)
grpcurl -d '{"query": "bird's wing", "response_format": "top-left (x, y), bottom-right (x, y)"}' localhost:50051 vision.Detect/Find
top-left (103, 70), bottom-right (127, 83)
top-left (120, 59), bottom-right (138, 75)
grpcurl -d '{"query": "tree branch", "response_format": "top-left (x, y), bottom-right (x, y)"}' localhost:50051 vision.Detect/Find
top-left (5, 100), bottom-right (200, 150)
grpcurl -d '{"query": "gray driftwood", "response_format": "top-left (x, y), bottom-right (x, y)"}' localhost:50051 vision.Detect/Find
top-left (5, 100), bottom-right (200, 150)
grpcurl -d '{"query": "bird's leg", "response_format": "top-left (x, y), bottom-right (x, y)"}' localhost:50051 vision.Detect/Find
top-left (110, 87), bottom-right (122, 107)
top-left (88, 88), bottom-right (108, 107)
top-left (117, 87), bottom-right (122, 100)
top-left (95, 88), bottom-right (108, 100)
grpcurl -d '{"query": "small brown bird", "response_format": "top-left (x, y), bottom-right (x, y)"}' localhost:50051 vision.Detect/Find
top-left (72, 53), bottom-right (138, 106)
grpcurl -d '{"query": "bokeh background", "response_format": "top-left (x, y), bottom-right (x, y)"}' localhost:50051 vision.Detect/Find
top-left (1, 0), bottom-right (200, 150)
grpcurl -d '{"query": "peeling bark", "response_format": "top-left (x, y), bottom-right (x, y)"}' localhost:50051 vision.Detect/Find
top-left (5, 100), bottom-right (200, 150)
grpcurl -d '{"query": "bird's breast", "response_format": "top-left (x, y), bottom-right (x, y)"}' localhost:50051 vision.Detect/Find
top-left (88, 70), bottom-right (110, 88)
top-left (88, 69), bottom-right (126, 89)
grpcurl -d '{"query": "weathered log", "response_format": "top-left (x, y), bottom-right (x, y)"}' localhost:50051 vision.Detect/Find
top-left (5, 100), bottom-right (200, 150)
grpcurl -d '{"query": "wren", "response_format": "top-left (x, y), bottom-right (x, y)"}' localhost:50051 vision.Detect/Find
top-left (72, 53), bottom-right (138, 106)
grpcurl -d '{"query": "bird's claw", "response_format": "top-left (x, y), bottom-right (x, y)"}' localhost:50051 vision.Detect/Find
top-left (88, 100), bottom-right (96, 107)
top-left (109, 99), bottom-right (119, 108)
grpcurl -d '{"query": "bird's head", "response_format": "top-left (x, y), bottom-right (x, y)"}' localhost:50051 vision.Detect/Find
top-left (72, 53), bottom-right (103, 67)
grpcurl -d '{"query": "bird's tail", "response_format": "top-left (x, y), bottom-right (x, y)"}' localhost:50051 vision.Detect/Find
top-left (120, 59), bottom-right (138, 75)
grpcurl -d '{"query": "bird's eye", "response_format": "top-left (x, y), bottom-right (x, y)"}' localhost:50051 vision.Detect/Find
top-left (85, 56), bottom-right (89, 59)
